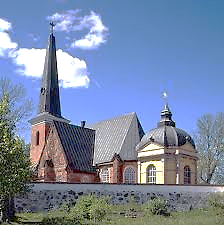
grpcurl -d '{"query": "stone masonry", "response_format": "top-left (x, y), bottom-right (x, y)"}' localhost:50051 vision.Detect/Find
top-left (14, 183), bottom-right (224, 213)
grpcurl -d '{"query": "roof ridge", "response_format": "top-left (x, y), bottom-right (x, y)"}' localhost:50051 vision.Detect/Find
top-left (54, 120), bottom-right (95, 131)
top-left (87, 112), bottom-right (136, 126)
top-left (118, 112), bottom-right (136, 154)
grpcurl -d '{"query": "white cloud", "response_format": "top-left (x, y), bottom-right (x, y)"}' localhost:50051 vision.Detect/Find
top-left (15, 48), bottom-right (90, 88)
top-left (15, 48), bottom-right (46, 77)
top-left (48, 10), bottom-right (109, 50)
top-left (0, 18), bottom-right (17, 58)
top-left (0, 17), bottom-right (90, 88)
top-left (57, 49), bottom-right (90, 88)
top-left (74, 11), bottom-right (108, 50)
top-left (0, 18), bottom-right (12, 31)
top-left (48, 10), bottom-right (81, 32)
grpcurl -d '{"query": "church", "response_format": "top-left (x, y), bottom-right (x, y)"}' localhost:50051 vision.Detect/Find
top-left (29, 28), bottom-right (198, 185)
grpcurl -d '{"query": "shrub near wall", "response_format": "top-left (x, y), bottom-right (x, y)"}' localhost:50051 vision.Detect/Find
top-left (15, 187), bottom-right (216, 213)
top-left (69, 194), bottom-right (111, 222)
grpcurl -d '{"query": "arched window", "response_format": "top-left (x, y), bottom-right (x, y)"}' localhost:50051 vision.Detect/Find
top-left (124, 167), bottom-right (136, 183)
top-left (184, 166), bottom-right (191, 184)
top-left (101, 168), bottom-right (109, 183)
top-left (147, 165), bottom-right (156, 184)
top-left (36, 131), bottom-right (40, 146)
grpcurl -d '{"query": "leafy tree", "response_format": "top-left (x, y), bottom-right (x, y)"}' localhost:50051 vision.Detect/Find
top-left (194, 113), bottom-right (224, 184)
top-left (0, 94), bottom-right (31, 222)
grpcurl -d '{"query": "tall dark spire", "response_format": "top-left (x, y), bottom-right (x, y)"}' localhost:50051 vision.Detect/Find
top-left (157, 103), bottom-right (176, 127)
top-left (37, 24), bottom-right (62, 118)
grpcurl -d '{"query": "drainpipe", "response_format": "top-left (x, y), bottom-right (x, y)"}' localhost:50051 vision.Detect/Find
top-left (175, 149), bottom-right (179, 184)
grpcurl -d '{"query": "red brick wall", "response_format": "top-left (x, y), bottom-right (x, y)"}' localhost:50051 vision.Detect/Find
top-left (123, 161), bottom-right (137, 172)
top-left (37, 128), bottom-right (68, 182)
top-left (37, 127), bottom-right (98, 183)
top-left (30, 122), bottom-right (51, 165)
top-left (113, 158), bottom-right (123, 183)
top-left (123, 161), bottom-right (138, 183)
top-left (44, 160), bottom-right (56, 182)
top-left (67, 169), bottom-right (98, 183)
top-left (109, 166), bottom-right (113, 182)
top-left (97, 161), bottom-right (137, 184)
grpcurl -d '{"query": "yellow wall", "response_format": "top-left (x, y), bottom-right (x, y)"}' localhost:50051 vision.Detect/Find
top-left (138, 143), bottom-right (164, 184)
top-left (138, 143), bottom-right (164, 158)
top-left (137, 141), bottom-right (198, 185)
top-left (179, 156), bottom-right (197, 184)
top-left (138, 160), bottom-right (164, 184)
top-left (164, 157), bottom-right (177, 184)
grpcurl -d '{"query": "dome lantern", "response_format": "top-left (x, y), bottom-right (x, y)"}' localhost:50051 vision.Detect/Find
top-left (157, 103), bottom-right (176, 127)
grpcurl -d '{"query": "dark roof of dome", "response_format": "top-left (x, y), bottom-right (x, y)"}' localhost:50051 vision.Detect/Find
top-left (136, 103), bottom-right (195, 150)
top-left (136, 126), bottom-right (195, 150)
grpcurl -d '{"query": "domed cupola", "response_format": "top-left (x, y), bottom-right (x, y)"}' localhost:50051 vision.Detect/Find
top-left (136, 103), bottom-right (195, 150)
top-left (137, 103), bottom-right (198, 185)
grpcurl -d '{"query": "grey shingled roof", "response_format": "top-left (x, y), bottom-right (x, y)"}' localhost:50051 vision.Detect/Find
top-left (87, 112), bottom-right (145, 165)
top-left (136, 126), bottom-right (195, 151)
top-left (53, 121), bottom-right (96, 173)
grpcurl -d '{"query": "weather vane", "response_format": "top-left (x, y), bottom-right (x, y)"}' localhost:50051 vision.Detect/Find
top-left (161, 90), bottom-right (169, 105)
top-left (50, 21), bottom-right (55, 34)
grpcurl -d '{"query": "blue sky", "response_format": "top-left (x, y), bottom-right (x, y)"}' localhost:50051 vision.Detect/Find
top-left (0, 0), bottom-right (224, 142)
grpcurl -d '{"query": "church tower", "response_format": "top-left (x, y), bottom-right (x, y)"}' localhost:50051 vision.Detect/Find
top-left (29, 24), bottom-right (69, 166)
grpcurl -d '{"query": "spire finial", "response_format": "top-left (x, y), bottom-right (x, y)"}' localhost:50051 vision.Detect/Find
top-left (157, 91), bottom-right (175, 127)
top-left (161, 91), bottom-right (169, 105)
top-left (50, 21), bottom-right (55, 34)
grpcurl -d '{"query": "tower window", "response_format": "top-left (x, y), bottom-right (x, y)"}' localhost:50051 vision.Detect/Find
top-left (124, 167), bottom-right (136, 183)
top-left (36, 131), bottom-right (40, 146)
top-left (147, 165), bottom-right (156, 184)
top-left (184, 166), bottom-right (191, 184)
top-left (41, 88), bottom-right (45, 95)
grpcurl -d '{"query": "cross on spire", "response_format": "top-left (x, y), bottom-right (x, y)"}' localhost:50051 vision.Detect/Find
top-left (50, 21), bottom-right (55, 34)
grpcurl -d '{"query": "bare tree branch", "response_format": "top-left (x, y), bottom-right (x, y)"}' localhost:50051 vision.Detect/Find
top-left (0, 77), bottom-right (34, 136)
top-left (193, 113), bottom-right (224, 184)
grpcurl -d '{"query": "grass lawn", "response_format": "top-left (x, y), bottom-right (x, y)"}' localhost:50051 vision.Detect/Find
top-left (13, 204), bottom-right (224, 225)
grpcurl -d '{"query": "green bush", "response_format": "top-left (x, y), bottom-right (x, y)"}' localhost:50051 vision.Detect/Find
top-left (59, 201), bottom-right (76, 213)
top-left (208, 193), bottom-right (224, 209)
top-left (143, 197), bottom-right (170, 216)
top-left (69, 194), bottom-right (111, 222)
top-left (40, 216), bottom-right (74, 225)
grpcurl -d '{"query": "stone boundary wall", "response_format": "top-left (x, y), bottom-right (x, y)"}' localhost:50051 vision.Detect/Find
top-left (15, 183), bottom-right (224, 213)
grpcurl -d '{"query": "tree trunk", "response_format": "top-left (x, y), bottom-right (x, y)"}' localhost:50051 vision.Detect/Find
top-left (0, 196), bottom-right (15, 222)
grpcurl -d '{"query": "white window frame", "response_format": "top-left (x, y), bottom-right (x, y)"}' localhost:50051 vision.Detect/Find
top-left (124, 167), bottom-right (136, 183)
top-left (101, 168), bottom-right (110, 183)
top-left (184, 166), bottom-right (191, 184)
top-left (147, 165), bottom-right (156, 184)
